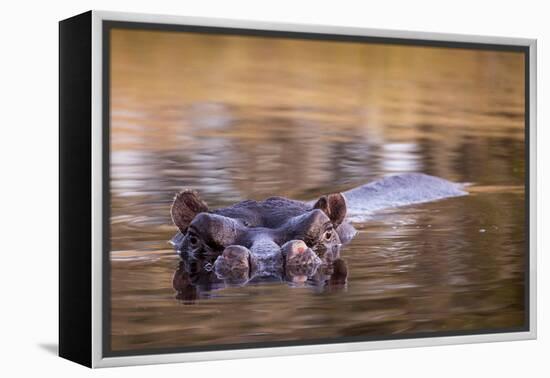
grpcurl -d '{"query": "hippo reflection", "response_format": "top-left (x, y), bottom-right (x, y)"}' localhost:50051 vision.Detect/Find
top-left (172, 252), bottom-right (349, 303)
top-left (170, 173), bottom-right (467, 285)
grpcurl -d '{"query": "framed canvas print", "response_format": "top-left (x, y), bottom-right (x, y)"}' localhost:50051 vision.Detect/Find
top-left (59, 10), bottom-right (537, 368)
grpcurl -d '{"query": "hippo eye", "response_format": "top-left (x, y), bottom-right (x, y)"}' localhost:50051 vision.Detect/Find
top-left (189, 235), bottom-right (199, 246)
top-left (323, 230), bottom-right (333, 240)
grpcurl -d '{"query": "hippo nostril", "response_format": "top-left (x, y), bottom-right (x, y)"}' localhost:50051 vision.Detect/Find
top-left (281, 240), bottom-right (315, 263)
top-left (292, 241), bottom-right (308, 255)
top-left (214, 245), bottom-right (252, 276)
top-left (222, 245), bottom-right (248, 259)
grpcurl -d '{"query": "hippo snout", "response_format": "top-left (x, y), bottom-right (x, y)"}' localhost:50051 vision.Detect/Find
top-left (214, 245), bottom-right (251, 278)
top-left (213, 239), bottom-right (323, 283)
top-left (281, 240), bottom-right (322, 266)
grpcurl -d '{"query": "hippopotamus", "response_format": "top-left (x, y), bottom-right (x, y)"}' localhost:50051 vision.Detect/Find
top-left (170, 173), bottom-right (467, 283)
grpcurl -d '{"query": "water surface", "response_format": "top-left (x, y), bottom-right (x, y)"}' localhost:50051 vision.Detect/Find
top-left (109, 30), bottom-right (526, 352)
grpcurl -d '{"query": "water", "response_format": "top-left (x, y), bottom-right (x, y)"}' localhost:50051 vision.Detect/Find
top-left (109, 29), bottom-right (526, 352)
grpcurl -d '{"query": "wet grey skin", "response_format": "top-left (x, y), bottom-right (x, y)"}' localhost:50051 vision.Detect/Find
top-left (170, 173), bottom-right (467, 283)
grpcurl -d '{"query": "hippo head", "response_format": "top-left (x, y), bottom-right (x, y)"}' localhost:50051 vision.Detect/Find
top-left (170, 190), bottom-right (350, 277)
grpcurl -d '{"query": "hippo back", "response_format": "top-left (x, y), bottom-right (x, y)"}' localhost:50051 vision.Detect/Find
top-left (342, 173), bottom-right (467, 218)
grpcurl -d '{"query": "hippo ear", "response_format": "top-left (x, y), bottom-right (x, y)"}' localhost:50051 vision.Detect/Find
top-left (313, 193), bottom-right (347, 227)
top-left (171, 190), bottom-right (209, 233)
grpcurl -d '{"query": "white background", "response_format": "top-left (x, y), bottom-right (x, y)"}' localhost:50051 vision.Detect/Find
top-left (0, 0), bottom-right (547, 376)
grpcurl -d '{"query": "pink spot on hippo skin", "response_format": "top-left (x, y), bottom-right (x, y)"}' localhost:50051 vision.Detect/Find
top-left (297, 246), bottom-right (305, 253)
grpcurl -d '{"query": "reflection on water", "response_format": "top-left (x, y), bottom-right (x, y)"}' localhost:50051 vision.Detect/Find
top-left (172, 254), bottom-right (349, 303)
top-left (109, 29), bottom-right (526, 352)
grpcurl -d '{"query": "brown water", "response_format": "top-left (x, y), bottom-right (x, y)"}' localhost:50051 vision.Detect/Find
top-left (109, 29), bottom-right (526, 353)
